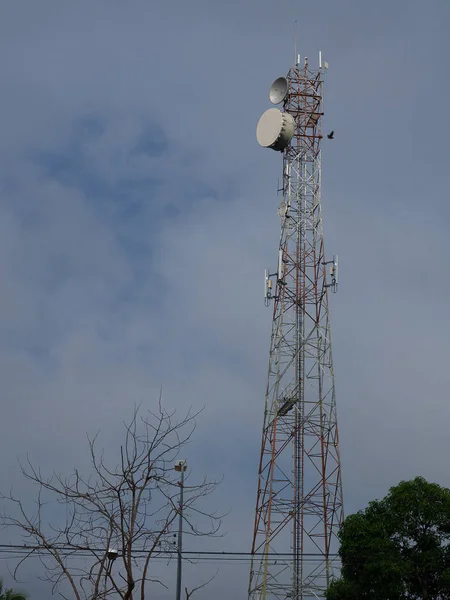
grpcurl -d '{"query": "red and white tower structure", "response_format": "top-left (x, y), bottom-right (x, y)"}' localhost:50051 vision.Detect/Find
top-left (249, 53), bottom-right (344, 600)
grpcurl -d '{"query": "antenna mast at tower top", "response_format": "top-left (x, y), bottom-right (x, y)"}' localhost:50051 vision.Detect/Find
top-left (249, 52), bottom-right (343, 600)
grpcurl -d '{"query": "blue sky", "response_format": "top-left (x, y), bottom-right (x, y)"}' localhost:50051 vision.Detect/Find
top-left (1, 0), bottom-right (450, 598)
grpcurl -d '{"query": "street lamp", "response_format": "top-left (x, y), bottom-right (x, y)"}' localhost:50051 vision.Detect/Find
top-left (174, 459), bottom-right (187, 600)
top-left (104, 547), bottom-right (119, 596)
top-left (106, 548), bottom-right (119, 562)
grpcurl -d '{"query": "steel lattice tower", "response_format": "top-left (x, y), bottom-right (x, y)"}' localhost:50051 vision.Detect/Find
top-left (249, 55), bottom-right (344, 600)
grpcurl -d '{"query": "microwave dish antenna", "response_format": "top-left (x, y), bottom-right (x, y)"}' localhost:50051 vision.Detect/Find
top-left (269, 76), bottom-right (289, 104)
top-left (256, 108), bottom-right (295, 152)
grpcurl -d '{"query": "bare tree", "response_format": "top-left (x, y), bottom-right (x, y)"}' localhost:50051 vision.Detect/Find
top-left (184, 569), bottom-right (218, 599)
top-left (0, 402), bottom-right (222, 600)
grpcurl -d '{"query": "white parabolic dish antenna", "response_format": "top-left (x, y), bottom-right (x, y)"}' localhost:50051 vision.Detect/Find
top-left (256, 108), bottom-right (295, 152)
top-left (269, 77), bottom-right (289, 104)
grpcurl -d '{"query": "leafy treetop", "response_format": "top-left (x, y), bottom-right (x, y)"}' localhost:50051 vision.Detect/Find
top-left (326, 476), bottom-right (450, 600)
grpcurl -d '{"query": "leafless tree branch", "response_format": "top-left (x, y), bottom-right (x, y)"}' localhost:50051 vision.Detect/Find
top-left (185, 569), bottom-right (219, 599)
top-left (0, 403), bottom-right (223, 599)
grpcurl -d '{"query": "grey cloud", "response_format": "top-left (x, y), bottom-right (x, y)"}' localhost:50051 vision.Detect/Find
top-left (0, 0), bottom-right (450, 598)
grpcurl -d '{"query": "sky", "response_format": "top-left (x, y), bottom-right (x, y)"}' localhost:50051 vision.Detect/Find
top-left (1, 0), bottom-right (450, 598)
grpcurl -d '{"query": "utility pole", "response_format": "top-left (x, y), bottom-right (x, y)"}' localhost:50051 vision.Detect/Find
top-left (175, 459), bottom-right (187, 600)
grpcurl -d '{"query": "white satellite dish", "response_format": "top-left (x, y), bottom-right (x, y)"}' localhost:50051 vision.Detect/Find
top-left (269, 77), bottom-right (289, 105)
top-left (256, 108), bottom-right (295, 152)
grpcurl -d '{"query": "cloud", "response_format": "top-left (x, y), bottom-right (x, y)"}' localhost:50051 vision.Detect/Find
top-left (1, 0), bottom-right (450, 598)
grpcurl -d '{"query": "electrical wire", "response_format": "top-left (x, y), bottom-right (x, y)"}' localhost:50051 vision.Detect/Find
top-left (0, 544), bottom-right (339, 557)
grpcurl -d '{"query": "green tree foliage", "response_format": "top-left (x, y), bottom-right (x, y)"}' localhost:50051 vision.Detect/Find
top-left (0, 578), bottom-right (27, 600)
top-left (326, 477), bottom-right (450, 600)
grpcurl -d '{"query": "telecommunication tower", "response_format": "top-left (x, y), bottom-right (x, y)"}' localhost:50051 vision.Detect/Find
top-left (248, 53), bottom-right (344, 600)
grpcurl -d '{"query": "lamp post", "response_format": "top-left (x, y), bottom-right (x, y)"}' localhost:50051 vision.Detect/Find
top-left (104, 547), bottom-right (119, 597)
top-left (174, 459), bottom-right (187, 600)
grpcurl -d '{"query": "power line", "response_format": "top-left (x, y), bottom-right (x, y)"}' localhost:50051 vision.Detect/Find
top-left (0, 544), bottom-right (339, 557)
